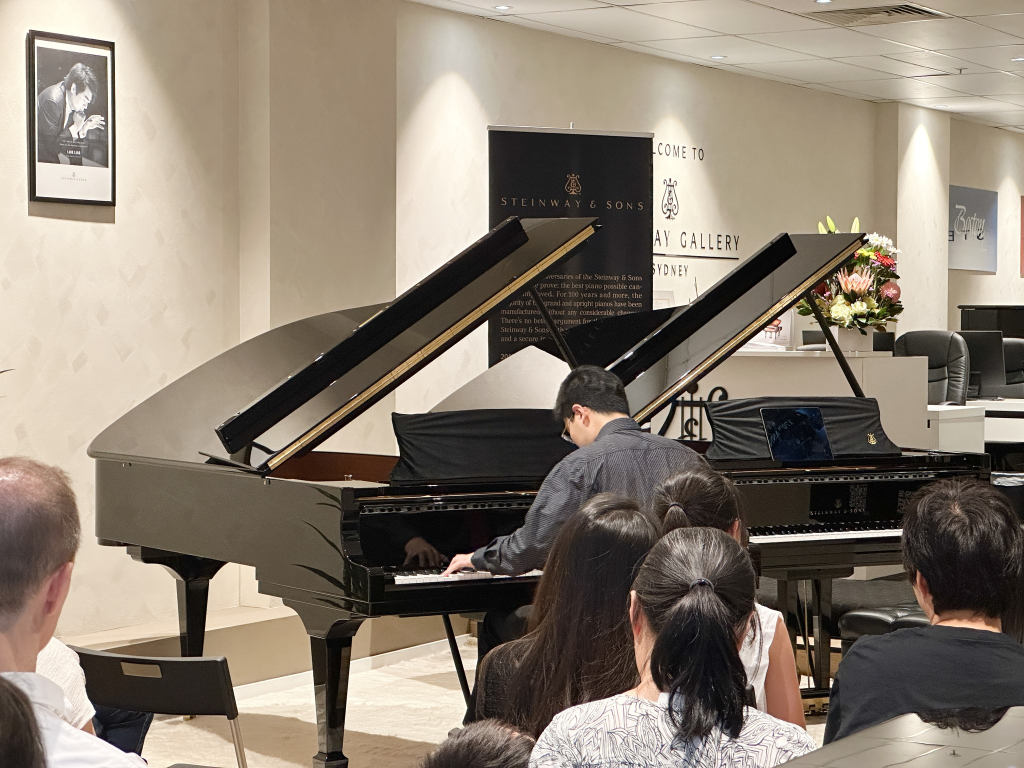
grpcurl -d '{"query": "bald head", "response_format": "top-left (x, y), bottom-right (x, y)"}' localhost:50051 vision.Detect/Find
top-left (0, 458), bottom-right (80, 631)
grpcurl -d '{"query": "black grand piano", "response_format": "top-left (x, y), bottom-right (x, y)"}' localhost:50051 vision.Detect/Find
top-left (91, 219), bottom-right (986, 767)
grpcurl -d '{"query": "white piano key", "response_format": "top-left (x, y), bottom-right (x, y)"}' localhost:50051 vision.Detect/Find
top-left (749, 529), bottom-right (903, 545)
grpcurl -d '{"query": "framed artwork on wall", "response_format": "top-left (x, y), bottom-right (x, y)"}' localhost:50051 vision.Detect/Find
top-left (27, 30), bottom-right (115, 205)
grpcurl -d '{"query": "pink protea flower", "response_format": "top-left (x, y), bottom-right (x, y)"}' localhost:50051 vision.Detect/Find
top-left (837, 267), bottom-right (874, 297)
top-left (879, 281), bottom-right (901, 302)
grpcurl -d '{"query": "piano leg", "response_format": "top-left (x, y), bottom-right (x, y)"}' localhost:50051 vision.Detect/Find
top-left (287, 600), bottom-right (365, 768)
top-left (128, 547), bottom-right (226, 656)
top-left (810, 578), bottom-right (834, 691)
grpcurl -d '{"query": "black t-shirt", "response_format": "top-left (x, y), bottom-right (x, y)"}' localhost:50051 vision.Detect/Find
top-left (825, 625), bottom-right (1024, 743)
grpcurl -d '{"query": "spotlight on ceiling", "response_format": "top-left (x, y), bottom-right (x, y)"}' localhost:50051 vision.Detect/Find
top-left (711, 55), bottom-right (726, 60)
top-left (934, 105), bottom-right (948, 109)
top-left (816, 0), bottom-right (833, 4)
top-left (494, 4), bottom-right (511, 9)
top-left (1013, 57), bottom-right (1024, 62)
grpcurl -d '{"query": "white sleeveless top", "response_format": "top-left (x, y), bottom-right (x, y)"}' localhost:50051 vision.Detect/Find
top-left (740, 603), bottom-right (782, 712)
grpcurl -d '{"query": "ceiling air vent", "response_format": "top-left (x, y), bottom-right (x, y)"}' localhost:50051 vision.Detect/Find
top-left (807, 4), bottom-right (949, 26)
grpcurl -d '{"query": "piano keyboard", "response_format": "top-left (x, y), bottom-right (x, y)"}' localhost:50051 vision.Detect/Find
top-left (750, 528), bottom-right (902, 545)
top-left (388, 568), bottom-right (543, 586)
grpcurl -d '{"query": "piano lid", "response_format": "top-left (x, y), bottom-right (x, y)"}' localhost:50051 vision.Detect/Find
top-left (607, 232), bottom-right (865, 424)
top-left (89, 216), bottom-right (599, 471)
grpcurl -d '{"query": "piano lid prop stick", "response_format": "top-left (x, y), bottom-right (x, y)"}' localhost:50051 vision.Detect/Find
top-left (529, 285), bottom-right (580, 369)
top-left (803, 291), bottom-right (866, 399)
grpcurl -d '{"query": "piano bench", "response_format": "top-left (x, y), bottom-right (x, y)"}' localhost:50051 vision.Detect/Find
top-left (838, 604), bottom-right (929, 655)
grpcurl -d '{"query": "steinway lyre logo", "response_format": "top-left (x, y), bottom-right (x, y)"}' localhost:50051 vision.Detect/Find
top-left (565, 173), bottom-right (582, 195)
top-left (867, 433), bottom-right (877, 445)
top-left (662, 178), bottom-right (679, 220)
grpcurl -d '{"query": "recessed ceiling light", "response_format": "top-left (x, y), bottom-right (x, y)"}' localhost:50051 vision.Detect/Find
top-left (494, 4), bottom-right (511, 9)
top-left (1013, 57), bottom-right (1024, 62)
top-left (816, 0), bottom-right (833, 4)
top-left (711, 55), bottom-right (726, 60)
top-left (934, 104), bottom-right (948, 108)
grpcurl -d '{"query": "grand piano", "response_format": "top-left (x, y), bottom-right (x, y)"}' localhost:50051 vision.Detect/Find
top-left (91, 219), bottom-right (987, 767)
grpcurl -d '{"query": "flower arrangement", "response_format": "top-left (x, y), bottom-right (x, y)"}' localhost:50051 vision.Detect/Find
top-left (797, 217), bottom-right (904, 334)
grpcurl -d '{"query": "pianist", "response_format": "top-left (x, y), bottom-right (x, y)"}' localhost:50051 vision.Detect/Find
top-left (442, 365), bottom-right (703, 655)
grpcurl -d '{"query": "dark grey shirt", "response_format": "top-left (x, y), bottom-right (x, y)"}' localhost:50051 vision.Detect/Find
top-left (470, 418), bottom-right (703, 575)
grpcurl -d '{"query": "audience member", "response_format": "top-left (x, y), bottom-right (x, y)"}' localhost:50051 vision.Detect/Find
top-left (0, 674), bottom-right (46, 768)
top-left (36, 637), bottom-right (95, 731)
top-left (474, 494), bottom-right (659, 736)
top-left (824, 479), bottom-right (1024, 743)
top-left (0, 457), bottom-right (145, 767)
top-left (420, 720), bottom-right (536, 768)
top-left (652, 467), bottom-right (804, 726)
top-left (530, 527), bottom-right (815, 768)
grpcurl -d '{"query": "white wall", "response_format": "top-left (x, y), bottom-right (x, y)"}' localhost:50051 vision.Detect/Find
top-left (0, 0), bottom-right (243, 635)
top-left (395, 2), bottom-right (878, 414)
top-left (947, 119), bottom-right (1024, 328)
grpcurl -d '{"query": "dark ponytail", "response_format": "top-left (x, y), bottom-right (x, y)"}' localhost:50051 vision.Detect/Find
top-left (633, 527), bottom-right (755, 740)
top-left (651, 467), bottom-right (744, 539)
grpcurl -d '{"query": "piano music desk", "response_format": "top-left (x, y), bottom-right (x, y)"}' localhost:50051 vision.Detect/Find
top-left (680, 350), bottom-right (929, 449)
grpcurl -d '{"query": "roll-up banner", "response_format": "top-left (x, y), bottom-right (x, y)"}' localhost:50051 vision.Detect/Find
top-left (488, 127), bottom-right (653, 366)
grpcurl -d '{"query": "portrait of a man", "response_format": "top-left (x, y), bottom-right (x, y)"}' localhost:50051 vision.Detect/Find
top-left (37, 62), bottom-right (106, 165)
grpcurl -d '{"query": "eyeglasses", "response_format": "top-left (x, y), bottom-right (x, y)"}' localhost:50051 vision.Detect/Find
top-left (561, 415), bottom-right (576, 445)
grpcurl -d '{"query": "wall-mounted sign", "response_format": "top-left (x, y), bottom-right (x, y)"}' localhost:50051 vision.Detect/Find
top-left (948, 185), bottom-right (997, 273)
top-left (488, 127), bottom-right (653, 366)
top-left (27, 30), bottom-right (115, 206)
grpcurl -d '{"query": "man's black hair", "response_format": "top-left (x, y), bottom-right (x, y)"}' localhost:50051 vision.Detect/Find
top-left (553, 365), bottom-right (630, 423)
top-left (903, 479), bottom-right (1024, 626)
top-left (64, 63), bottom-right (99, 96)
top-left (419, 720), bottom-right (535, 768)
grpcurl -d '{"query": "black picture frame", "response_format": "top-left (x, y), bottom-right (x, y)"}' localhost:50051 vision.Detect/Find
top-left (27, 30), bottom-right (115, 206)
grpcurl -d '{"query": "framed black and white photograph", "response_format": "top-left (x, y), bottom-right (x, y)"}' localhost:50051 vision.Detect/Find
top-left (27, 30), bottom-right (115, 205)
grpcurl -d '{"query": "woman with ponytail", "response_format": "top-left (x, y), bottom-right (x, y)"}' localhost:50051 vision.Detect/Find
top-left (652, 467), bottom-right (804, 727)
top-left (530, 528), bottom-right (815, 768)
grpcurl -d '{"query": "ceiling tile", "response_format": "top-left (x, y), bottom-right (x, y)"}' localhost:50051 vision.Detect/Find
top-left (736, 59), bottom-right (893, 83)
top-left (939, 44), bottom-right (1024, 72)
top-left (902, 95), bottom-right (1024, 112)
top-left (452, 0), bottom-right (606, 12)
top-left (798, 82), bottom-right (885, 101)
top-left (962, 109), bottom-right (1024, 124)
top-left (970, 14), bottom-right (1024, 38)
top-left (989, 93), bottom-right (1024, 107)
top-left (743, 0), bottom-right (899, 11)
top-left (642, 34), bottom-right (817, 64)
top-left (939, 72), bottom-right (1024, 96)
top-left (884, 50), bottom-right (997, 75)
top-left (517, 6), bottom-right (716, 42)
top-left (835, 56), bottom-right (944, 78)
top-left (633, 0), bottom-right (829, 35)
top-left (835, 78), bottom-right (965, 100)
top-left (913, 0), bottom-right (1024, 15)
top-left (742, 27), bottom-right (919, 58)
top-left (407, 0), bottom-right (500, 15)
top-left (851, 18), bottom-right (1024, 51)
top-left (495, 15), bottom-right (619, 43)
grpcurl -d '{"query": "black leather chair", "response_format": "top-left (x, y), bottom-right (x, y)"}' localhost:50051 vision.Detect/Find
top-left (894, 331), bottom-right (970, 405)
top-left (1002, 338), bottom-right (1024, 397)
top-left (838, 604), bottom-right (929, 655)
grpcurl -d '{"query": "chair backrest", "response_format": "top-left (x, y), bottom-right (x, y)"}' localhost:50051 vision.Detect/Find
top-left (893, 330), bottom-right (970, 405)
top-left (71, 646), bottom-right (238, 719)
top-left (1005, 338), bottom-right (1024, 387)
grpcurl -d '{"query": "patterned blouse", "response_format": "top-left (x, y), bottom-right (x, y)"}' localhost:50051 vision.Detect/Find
top-left (529, 693), bottom-right (816, 768)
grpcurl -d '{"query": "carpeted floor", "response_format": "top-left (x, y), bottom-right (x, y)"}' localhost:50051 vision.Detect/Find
top-left (142, 638), bottom-right (826, 768)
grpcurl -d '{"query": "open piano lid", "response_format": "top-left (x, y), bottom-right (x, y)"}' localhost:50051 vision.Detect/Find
top-left (89, 217), bottom-right (599, 473)
top-left (608, 232), bottom-right (866, 424)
